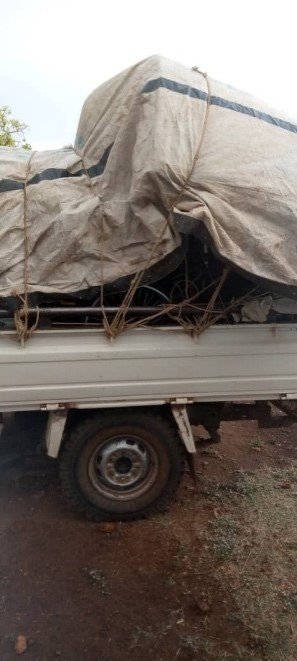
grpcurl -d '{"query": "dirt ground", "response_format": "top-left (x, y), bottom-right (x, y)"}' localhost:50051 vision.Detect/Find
top-left (0, 412), bottom-right (296, 660)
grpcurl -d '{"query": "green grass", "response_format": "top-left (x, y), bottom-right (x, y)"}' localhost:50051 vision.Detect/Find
top-left (211, 465), bottom-right (297, 660)
top-left (210, 515), bottom-right (238, 559)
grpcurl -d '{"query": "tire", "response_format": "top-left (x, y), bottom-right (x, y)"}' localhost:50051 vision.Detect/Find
top-left (59, 411), bottom-right (184, 521)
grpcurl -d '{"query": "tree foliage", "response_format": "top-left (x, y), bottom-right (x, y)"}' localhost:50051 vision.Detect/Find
top-left (0, 106), bottom-right (31, 150)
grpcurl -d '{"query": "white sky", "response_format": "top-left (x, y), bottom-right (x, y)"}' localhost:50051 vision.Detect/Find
top-left (0, 0), bottom-right (296, 150)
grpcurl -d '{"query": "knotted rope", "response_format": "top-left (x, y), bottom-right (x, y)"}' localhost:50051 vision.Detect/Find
top-left (108, 68), bottom-right (212, 338)
top-left (14, 151), bottom-right (39, 344)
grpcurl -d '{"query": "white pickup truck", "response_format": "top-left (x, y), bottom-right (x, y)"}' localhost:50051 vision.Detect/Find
top-left (1, 322), bottom-right (296, 520)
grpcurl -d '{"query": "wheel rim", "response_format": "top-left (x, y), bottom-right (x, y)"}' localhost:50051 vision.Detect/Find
top-left (88, 435), bottom-right (159, 501)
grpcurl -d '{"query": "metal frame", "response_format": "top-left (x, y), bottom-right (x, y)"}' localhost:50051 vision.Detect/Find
top-left (171, 401), bottom-right (196, 453)
top-left (45, 401), bottom-right (196, 459)
top-left (45, 410), bottom-right (68, 458)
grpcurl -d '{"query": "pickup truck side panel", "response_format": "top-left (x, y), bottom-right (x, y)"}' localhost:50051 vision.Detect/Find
top-left (0, 324), bottom-right (297, 411)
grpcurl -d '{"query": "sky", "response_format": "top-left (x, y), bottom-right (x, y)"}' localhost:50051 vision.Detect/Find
top-left (0, 0), bottom-right (296, 150)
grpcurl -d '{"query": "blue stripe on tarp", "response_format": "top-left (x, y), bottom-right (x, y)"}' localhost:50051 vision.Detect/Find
top-left (209, 95), bottom-right (297, 133)
top-left (142, 77), bottom-right (297, 135)
top-left (0, 143), bottom-right (113, 194)
top-left (142, 77), bottom-right (208, 102)
top-left (0, 179), bottom-right (24, 193)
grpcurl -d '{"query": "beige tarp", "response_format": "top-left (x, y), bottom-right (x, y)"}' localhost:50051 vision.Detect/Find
top-left (0, 55), bottom-right (297, 297)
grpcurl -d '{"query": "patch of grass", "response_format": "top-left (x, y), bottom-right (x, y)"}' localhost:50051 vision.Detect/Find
top-left (211, 515), bottom-right (238, 560)
top-left (211, 464), bottom-right (297, 660)
top-left (250, 438), bottom-right (263, 449)
top-left (280, 590), bottom-right (297, 613)
top-left (143, 464), bottom-right (296, 660)
top-left (231, 476), bottom-right (258, 499)
top-left (199, 473), bottom-right (258, 502)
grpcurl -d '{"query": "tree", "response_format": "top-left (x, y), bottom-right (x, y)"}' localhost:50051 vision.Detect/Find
top-left (0, 106), bottom-right (31, 150)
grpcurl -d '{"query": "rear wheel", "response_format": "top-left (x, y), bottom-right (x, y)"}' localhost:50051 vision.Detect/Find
top-left (59, 412), bottom-right (184, 521)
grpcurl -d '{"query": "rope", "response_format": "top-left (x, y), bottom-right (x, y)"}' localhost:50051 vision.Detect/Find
top-left (108, 68), bottom-right (212, 338)
top-left (173, 268), bottom-right (229, 336)
top-left (14, 151), bottom-right (40, 345)
top-left (74, 148), bottom-right (111, 336)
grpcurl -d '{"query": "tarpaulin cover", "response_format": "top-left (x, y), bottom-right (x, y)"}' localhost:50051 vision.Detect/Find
top-left (0, 55), bottom-right (297, 297)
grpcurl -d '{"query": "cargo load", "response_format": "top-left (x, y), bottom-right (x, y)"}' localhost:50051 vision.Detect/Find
top-left (1, 55), bottom-right (297, 337)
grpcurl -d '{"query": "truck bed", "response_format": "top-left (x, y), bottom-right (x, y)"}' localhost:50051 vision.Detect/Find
top-left (0, 323), bottom-right (297, 411)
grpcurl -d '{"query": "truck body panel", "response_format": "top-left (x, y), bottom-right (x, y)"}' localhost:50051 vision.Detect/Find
top-left (0, 324), bottom-right (297, 412)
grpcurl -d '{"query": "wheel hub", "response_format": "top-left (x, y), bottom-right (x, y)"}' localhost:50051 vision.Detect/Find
top-left (89, 437), bottom-right (155, 495)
